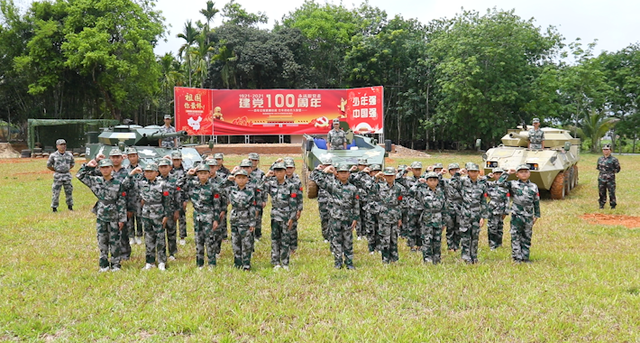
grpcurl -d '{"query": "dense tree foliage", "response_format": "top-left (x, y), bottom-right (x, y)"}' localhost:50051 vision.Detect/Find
top-left (2, 0), bottom-right (639, 150)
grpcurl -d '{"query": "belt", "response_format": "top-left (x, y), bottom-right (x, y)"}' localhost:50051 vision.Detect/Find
top-left (145, 201), bottom-right (163, 205)
top-left (99, 199), bottom-right (116, 205)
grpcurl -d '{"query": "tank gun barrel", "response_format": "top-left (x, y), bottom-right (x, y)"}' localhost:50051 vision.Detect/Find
top-left (145, 130), bottom-right (188, 140)
top-left (508, 132), bottom-right (529, 140)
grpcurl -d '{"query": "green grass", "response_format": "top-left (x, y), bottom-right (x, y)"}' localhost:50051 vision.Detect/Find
top-left (1, 153), bottom-right (639, 342)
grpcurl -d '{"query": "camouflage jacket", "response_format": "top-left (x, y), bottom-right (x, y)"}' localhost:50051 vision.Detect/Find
top-left (261, 178), bottom-right (298, 222)
top-left (217, 165), bottom-right (231, 180)
top-left (226, 184), bottom-right (259, 227)
top-left (440, 178), bottom-right (462, 206)
top-left (209, 173), bottom-right (230, 211)
top-left (396, 172), bottom-right (422, 211)
top-left (410, 183), bottom-right (447, 224)
top-left (138, 178), bottom-right (173, 220)
top-left (159, 125), bottom-right (176, 148)
top-left (314, 172), bottom-right (360, 222)
top-left (286, 174), bottom-right (304, 212)
top-left (249, 169), bottom-right (268, 204)
top-left (47, 151), bottom-right (75, 182)
top-left (372, 180), bottom-right (404, 222)
top-left (76, 164), bottom-right (127, 223)
top-left (486, 180), bottom-right (510, 216)
top-left (497, 173), bottom-right (541, 218)
top-left (310, 169), bottom-right (332, 205)
top-left (349, 170), bottom-right (377, 211)
top-left (327, 128), bottom-right (347, 149)
top-left (125, 164), bottom-right (144, 214)
top-left (528, 128), bottom-right (545, 149)
top-left (178, 175), bottom-right (222, 218)
top-left (596, 155), bottom-right (621, 182)
top-left (450, 173), bottom-right (489, 218)
top-left (158, 172), bottom-right (182, 213)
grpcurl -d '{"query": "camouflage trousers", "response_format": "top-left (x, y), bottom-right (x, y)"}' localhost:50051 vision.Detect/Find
top-left (318, 201), bottom-right (331, 241)
top-left (178, 210), bottom-right (187, 239)
top-left (598, 180), bottom-right (617, 208)
top-left (127, 212), bottom-right (143, 237)
top-left (459, 213), bottom-right (482, 263)
top-left (51, 179), bottom-right (73, 209)
top-left (400, 210), bottom-right (409, 238)
top-left (211, 213), bottom-right (224, 256)
top-left (421, 214), bottom-right (444, 264)
top-left (355, 206), bottom-right (366, 238)
top-left (221, 211), bottom-right (229, 240)
top-left (119, 218), bottom-right (131, 259)
top-left (254, 207), bottom-right (264, 240)
top-left (231, 224), bottom-right (253, 269)
top-left (487, 214), bottom-right (505, 249)
top-left (364, 210), bottom-right (379, 252)
top-left (290, 220), bottom-right (299, 252)
top-left (510, 215), bottom-right (534, 262)
top-left (194, 213), bottom-right (216, 266)
top-left (271, 219), bottom-right (292, 266)
top-left (405, 210), bottom-right (422, 248)
top-left (379, 219), bottom-right (400, 263)
top-left (96, 220), bottom-right (121, 269)
top-left (143, 217), bottom-right (167, 264)
top-left (164, 216), bottom-right (178, 257)
top-left (445, 206), bottom-right (462, 251)
top-left (330, 218), bottom-right (354, 267)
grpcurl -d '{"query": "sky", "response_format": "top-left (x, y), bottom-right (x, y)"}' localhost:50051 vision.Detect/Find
top-left (151, 0), bottom-right (640, 57)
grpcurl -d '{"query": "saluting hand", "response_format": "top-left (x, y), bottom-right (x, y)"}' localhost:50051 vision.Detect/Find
top-left (508, 169), bottom-right (516, 175)
top-left (87, 159), bottom-right (98, 168)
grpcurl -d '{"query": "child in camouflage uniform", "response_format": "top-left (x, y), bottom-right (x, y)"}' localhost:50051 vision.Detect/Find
top-left (157, 158), bottom-right (181, 260)
top-left (283, 158), bottom-right (303, 253)
top-left (397, 161), bottom-right (424, 251)
top-left (77, 159), bottom-right (127, 272)
top-left (441, 163), bottom-right (463, 251)
top-left (364, 164), bottom-right (383, 253)
top-left (497, 165), bottom-right (541, 263)
top-left (349, 158), bottom-right (370, 240)
top-left (374, 167), bottom-right (405, 264)
top-left (311, 158), bottom-right (334, 244)
top-left (205, 159), bottom-right (228, 257)
top-left (486, 168), bottom-right (510, 250)
top-left (226, 169), bottom-right (259, 270)
top-left (249, 153), bottom-right (266, 241)
top-left (411, 172), bottom-right (447, 264)
top-left (170, 151), bottom-right (188, 246)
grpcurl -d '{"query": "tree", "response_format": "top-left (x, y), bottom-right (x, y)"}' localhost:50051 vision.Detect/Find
top-left (177, 20), bottom-right (200, 87)
top-left (221, 0), bottom-right (267, 27)
top-left (576, 109), bottom-right (619, 152)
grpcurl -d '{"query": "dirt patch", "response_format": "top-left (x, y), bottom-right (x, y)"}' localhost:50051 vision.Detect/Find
top-left (0, 143), bottom-right (20, 158)
top-left (581, 213), bottom-right (640, 229)
top-left (388, 145), bottom-right (430, 158)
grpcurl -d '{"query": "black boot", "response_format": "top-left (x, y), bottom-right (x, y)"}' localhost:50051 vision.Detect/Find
top-left (52, 208), bottom-right (57, 213)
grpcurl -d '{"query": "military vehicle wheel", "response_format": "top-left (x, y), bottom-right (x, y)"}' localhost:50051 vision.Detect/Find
top-left (550, 171), bottom-right (566, 200)
top-left (564, 170), bottom-right (571, 195)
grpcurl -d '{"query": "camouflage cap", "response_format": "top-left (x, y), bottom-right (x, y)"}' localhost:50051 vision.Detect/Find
top-left (125, 147), bottom-right (138, 155)
top-left (410, 161), bottom-right (423, 169)
top-left (322, 157), bottom-right (333, 165)
top-left (370, 164), bottom-right (382, 171)
top-left (433, 163), bottom-right (444, 170)
top-left (516, 164), bottom-right (530, 171)
top-left (206, 159), bottom-right (219, 166)
top-left (333, 118), bottom-right (340, 124)
top-left (397, 164), bottom-right (407, 170)
top-left (171, 151), bottom-right (182, 159)
top-left (98, 159), bottom-right (113, 167)
top-left (143, 163), bottom-right (158, 171)
top-left (56, 139), bottom-right (66, 145)
top-left (424, 171), bottom-right (439, 179)
top-left (335, 163), bottom-right (350, 172)
top-left (602, 144), bottom-right (611, 150)
top-left (272, 162), bottom-right (286, 170)
top-left (213, 152), bottom-right (224, 159)
top-left (284, 159), bottom-right (295, 168)
top-left (157, 158), bottom-right (171, 166)
top-left (465, 162), bottom-right (480, 171)
top-left (164, 114), bottom-right (172, 120)
top-left (234, 169), bottom-right (249, 177)
top-left (532, 118), bottom-right (540, 123)
top-left (109, 148), bottom-right (123, 156)
top-left (357, 158), bottom-right (369, 165)
top-left (195, 164), bottom-right (210, 172)
top-left (492, 167), bottom-right (505, 173)
top-left (383, 167), bottom-right (396, 176)
top-left (248, 152), bottom-right (260, 160)
top-left (448, 163), bottom-right (460, 170)
top-left (240, 159), bottom-right (253, 167)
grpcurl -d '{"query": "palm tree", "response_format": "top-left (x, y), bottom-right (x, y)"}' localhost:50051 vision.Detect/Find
top-left (200, 1), bottom-right (219, 31)
top-left (191, 34), bottom-right (214, 87)
top-left (576, 109), bottom-right (620, 152)
top-left (177, 21), bottom-right (200, 87)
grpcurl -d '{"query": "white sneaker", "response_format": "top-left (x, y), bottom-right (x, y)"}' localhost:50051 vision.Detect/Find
top-left (254, 238), bottom-right (260, 243)
top-left (283, 265), bottom-right (290, 271)
top-left (168, 255), bottom-right (176, 261)
top-left (158, 263), bottom-right (166, 271)
top-left (324, 239), bottom-right (329, 243)
top-left (198, 265), bottom-right (204, 270)
top-left (273, 265), bottom-right (281, 271)
top-left (111, 267), bottom-right (120, 272)
top-left (179, 239), bottom-right (186, 246)
top-left (216, 253), bottom-right (220, 259)
top-left (135, 237), bottom-right (142, 245)
top-left (357, 236), bottom-right (362, 241)
top-left (370, 251), bottom-right (375, 255)
top-left (129, 238), bottom-right (134, 245)
top-left (99, 267), bottom-right (110, 272)
top-left (142, 263), bottom-right (155, 270)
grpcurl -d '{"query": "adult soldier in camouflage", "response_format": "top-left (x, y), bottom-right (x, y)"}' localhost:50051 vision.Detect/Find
top-left (442, 163), bottom-right (463, 251)
top-left (158, 158), bottom-right (181, 260)
top-left (397, 161), bottom-right (424, 251)
top-left (283, 157), bottom-right (303, 253)
top-left (348, 158), bottom-right (370, 240)
top-left (159, 114), bottom-right (178, 148)
top-left (226, 169), bottom-right (259, 270)
top-left (373, 167), bottom-right (405, 264)
top-left (528, 118), bottom-right (545, 150)
top-left (310, 157), bottom-right (333, 243)
top-left (47, 139), bottom-right (75, 212)
top-left (130, 163), bottom-right (173, 271)
top-left (125, 147), bottom-right (144, 246)
top-left (77, 159), bottom-right (127, 272)
top-left (486, 168), bottom-right (510, 250)
top-left (364, 164), bottom-right (382, 253)
top-left (450, 162), bottom-right (489, 264)
top-left (411, 172), bottom-right (447, 264)
top-left (314, 163), bottom-right (360, 269)
top-left (249, 153), bottom-right (266, 241)
top-left (179, 163), bottom-right (223, 268)
top-left (496, 165), bottom-right (541, 263)
top-left (326, 118), bottom-right (347, 150)
top-left (597, 144), bottom-right (621, 209)
top-left (170, 151), bottom-right (188, 246)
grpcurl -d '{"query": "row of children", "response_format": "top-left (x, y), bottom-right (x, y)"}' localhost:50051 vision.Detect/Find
top-left (312, 158), bottom-right (541, 268)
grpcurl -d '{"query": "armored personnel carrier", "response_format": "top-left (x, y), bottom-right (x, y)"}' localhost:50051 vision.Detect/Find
top-left (481, 127), bottom-right (580, 199)
top-left (85, 124), bottom-right (203, 168)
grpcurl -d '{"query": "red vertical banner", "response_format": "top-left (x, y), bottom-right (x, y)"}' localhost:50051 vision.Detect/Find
top-left (345, 86), bottom-right (384, 134)
top-left (174, 87), bottom-right (214, 135)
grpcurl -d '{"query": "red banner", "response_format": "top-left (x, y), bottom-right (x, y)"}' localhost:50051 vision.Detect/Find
top-left (174, 86), bottom-right (383, 135)
top-left (174, 87), bottom-right (214, 135)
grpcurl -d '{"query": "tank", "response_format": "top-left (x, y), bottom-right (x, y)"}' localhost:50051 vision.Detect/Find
top-left (85, 124), bottom-right (203, 168)
top-left (481, 126), bottom-right (580, 199)
top-left (301, 130), bottom-right (386, 198)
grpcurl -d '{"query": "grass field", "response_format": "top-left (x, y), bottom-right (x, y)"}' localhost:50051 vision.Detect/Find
top-left (1, 152), bottom-right (639, 342)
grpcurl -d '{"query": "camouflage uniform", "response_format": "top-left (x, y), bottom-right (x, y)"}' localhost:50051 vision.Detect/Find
top-left (450, 164), bottom-right (489, 263)
top-left (139, 168), bottom-right (173, 266)
top-left (497, 167), bottom-right (540, 262)
top-left (284, 159), bottom-right (304, 252)
top-left (440, 164), bottom-right (463, 251)
top-left (310, 160), bottom-right (333, 242)
top-left (226, 170), bottom-right (259, 269)
top-left (158, 159), bottom-right (181, 258)
top-left (159, 124), bottom-right (177, 148)
top-left (314, 165), bottom-right (360, 268)
top-left (76, 161), bottom-right (127, 270)
top-left (597, 151), bottom-right (621, 209)
top-left (348, 159), bottom-right (371, 239)
top-left (363, 165), bottom-right (382, 252)
top-left (206, 159), bottom-right (228, 256)
top-left (373, 168), bottom-right (405, 263)
top-left (179, 166), bottom-right (222, 267)
top-left (327, 127), bottom-right (347, 150)
top-left (48, 149), bottom-right (75, 210)
top-left (250, 161), bottom-right (266, 241)
top-left (486, 170), bottom-right (510, 249)
top-left (125, 160), bottom-right (143, 241)
top-left (528, 128), bottom-right (545, 150)
top-left (171, 161), bottom-right (188, 240)
top-left (215, 154), bottom-right (231, 242)
top-left (397, 162), bottom-right (423, 249)
top-left (411, 172), bottom-right (447, 264)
